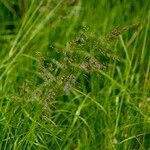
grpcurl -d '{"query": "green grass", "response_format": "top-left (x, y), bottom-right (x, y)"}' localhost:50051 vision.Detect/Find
top-left (0, 0), bottom-right (150, 149)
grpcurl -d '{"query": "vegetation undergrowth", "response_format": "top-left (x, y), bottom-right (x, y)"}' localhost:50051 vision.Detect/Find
top-left (0, 0), bottom-right (150, 149)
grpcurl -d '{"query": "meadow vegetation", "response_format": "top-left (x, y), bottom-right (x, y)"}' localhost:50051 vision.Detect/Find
top-left (0, 0), bottom-right (150, 149)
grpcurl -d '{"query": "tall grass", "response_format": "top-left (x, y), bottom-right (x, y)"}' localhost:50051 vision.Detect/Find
top-left (0, 0), bottom-right (150, 149)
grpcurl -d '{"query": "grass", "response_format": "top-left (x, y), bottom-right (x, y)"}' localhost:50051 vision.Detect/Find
top-left (0, 0), bottom-right (150, 149)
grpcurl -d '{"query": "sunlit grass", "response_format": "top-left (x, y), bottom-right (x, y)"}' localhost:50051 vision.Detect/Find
top-left (0, 0), bottom-right (150, 149)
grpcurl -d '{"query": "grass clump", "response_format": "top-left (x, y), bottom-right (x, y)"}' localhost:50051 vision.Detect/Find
top-left (0, 0), bottom-right (150, 149)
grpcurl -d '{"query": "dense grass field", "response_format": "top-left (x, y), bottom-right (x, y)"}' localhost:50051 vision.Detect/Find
top-left (0, 0), bottom-right (150, 149)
